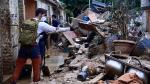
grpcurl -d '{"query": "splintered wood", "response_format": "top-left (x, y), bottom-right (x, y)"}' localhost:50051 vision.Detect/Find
top-left (88, 73), bottom-right (105, 84)
top-left (63, 31), bottom-right (77, 45)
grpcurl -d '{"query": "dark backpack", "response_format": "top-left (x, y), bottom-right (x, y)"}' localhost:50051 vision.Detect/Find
top-left (19, 19), bottom-right (38, 45)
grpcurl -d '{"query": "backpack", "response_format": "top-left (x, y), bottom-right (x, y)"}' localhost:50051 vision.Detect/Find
top-left (19, 19), bottom-right (38, 45)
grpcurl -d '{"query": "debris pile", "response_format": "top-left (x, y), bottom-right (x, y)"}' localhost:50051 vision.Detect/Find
top-left (46, 6), bottom-right (150, 84)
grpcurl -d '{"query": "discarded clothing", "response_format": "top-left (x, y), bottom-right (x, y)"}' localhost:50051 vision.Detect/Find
top-left (98, 73), bottom-right (143, 84)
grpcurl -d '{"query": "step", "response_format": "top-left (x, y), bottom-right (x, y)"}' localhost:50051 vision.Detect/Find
top-left (3, 75), bottom-right (12, 84)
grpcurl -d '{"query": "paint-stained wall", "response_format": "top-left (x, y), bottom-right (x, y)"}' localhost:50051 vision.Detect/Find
top-left (0, 0), bottom-right (13, 75)
top-left (9, 0), bottom-right (20, 61)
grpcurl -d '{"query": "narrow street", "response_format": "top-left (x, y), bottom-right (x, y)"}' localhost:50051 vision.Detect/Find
top-left (17, 46), bottom-right (150, 84)
top-left (18, 47), bottom-right (68, 84)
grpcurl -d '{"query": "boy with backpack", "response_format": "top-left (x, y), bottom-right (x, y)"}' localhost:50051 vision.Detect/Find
top-left (11, 8), bottom-right (59, 84)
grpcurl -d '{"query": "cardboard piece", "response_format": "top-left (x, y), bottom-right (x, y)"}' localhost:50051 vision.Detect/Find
top-left (63, 31), bottom-right (77, 45)
top-left (71, 9), bottom-right (100, 28)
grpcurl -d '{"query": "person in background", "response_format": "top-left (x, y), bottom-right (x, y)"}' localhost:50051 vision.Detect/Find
top-left (51, 15), bottom-right (60, 46)
top-left (52, 15), bottom-right (60, 27)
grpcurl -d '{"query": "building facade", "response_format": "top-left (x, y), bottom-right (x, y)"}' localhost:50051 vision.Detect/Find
top-left (0, 0), bottom-right (66, 83)
top-left (0, 0), bottom-right (13, 83)
top-left (19, 0), bottom-right (66, 21)
top-left (141, 0), bottom-right (150, 32)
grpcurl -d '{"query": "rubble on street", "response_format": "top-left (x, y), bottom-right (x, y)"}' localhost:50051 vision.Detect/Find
top-left (19, 6), bottom-right (150, 84)
top-left (43, 6), bottom-right (150, 84)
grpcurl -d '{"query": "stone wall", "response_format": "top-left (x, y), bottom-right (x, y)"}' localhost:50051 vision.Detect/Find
top-left (1, 9), bottom-right (13, 75)
top-left (18, 0), bottom-right (24, 23)
top-left (0, 21), bottom-right (2, 84)
top-left (0, 0), bottom-right (13, 75)
top-left (9, 0), bottom-right (20, 61)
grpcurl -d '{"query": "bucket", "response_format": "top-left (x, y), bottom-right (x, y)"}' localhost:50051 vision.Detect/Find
top-left (113, 40), bottom-right (136, 57)
top-left (77, 71), bottom-right (88, 81)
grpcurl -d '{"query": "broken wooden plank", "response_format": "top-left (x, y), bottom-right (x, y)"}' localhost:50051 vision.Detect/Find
top-left (88, 73), bottom-right (105, 84)
top-left (79, 23), bottom-right (96, 31)
top-left (78, 23), bottom-right (105, 38)
top-left (95, 27), bottom-right (105, 38)
top-left (63, 31), bottom-right (77, 45)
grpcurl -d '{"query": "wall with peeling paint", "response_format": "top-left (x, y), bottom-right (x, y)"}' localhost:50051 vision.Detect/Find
top-left (9, 0), bottom-right (20, 61)
top-left (37, 0), bottom-right (53, 17)
top-left (141, 0), bottom-right (150, 32)
top-left (0, 0), bottom-right (13, 75)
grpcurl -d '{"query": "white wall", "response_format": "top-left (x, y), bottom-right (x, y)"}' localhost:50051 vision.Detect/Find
top-left (36, 0), bottom-right (66, 22)
top-left (141, 0), bottom-right (150, 32)
top-left (9, 0), bottom-right (19, 60)
top-left (36, 0), bottom-right (51, 17)
top-left (60, 10), bottom-right (66, 21)
top-left (49, 5), bottom-right (53, 16)
top-left (141, 0), bottom-right (150, 7)
top-left (9, 0), bottom-right (19, 25)
top-left (37, 0), bottom-right (48, 10)
top-left (142, 11), bottom-right (147, 31)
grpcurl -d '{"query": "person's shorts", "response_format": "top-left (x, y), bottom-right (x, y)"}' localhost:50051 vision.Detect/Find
top-left (38, 40), bottom-right (46, 59)
top-left (18, 44), bottom-right (41, 59)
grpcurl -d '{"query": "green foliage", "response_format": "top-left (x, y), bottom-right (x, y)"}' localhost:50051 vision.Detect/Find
top-left (60, 0), bottom-right (141, 22)
top-left (112, 0), bottom-right (140, 10)
top-left (111, 0), bottom-right (141, 39)
top-left (60, 0), bottom-right (89, 17)
top-left (95, 0), bottom-right (113, 3)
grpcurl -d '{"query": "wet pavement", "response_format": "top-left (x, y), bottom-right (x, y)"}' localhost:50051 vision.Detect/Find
top-left (17, 46), bottom-right (150, 84)
top-left (18, 47), bottom-right (68, 84)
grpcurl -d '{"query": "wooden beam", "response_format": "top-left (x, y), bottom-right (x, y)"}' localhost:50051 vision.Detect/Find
top-left (63, 31), bottom-right (77, 45)
top-left (88, 73), bottom-right (105, 84)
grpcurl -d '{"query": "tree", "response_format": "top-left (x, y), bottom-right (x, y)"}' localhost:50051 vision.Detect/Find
top-left (111, 0), bottom-right (141, 39)
top-left (60, 0), bottom-right (140, 22)
top-left (60, 0), bottom-right (89, 17)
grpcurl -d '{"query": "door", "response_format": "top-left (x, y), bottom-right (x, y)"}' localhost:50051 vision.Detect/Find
top-left (24, 0), bottom-right (36, 19)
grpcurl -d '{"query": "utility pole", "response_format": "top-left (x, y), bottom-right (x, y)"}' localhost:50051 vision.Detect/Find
top-left (89, 0), bottom-right (91, 9)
